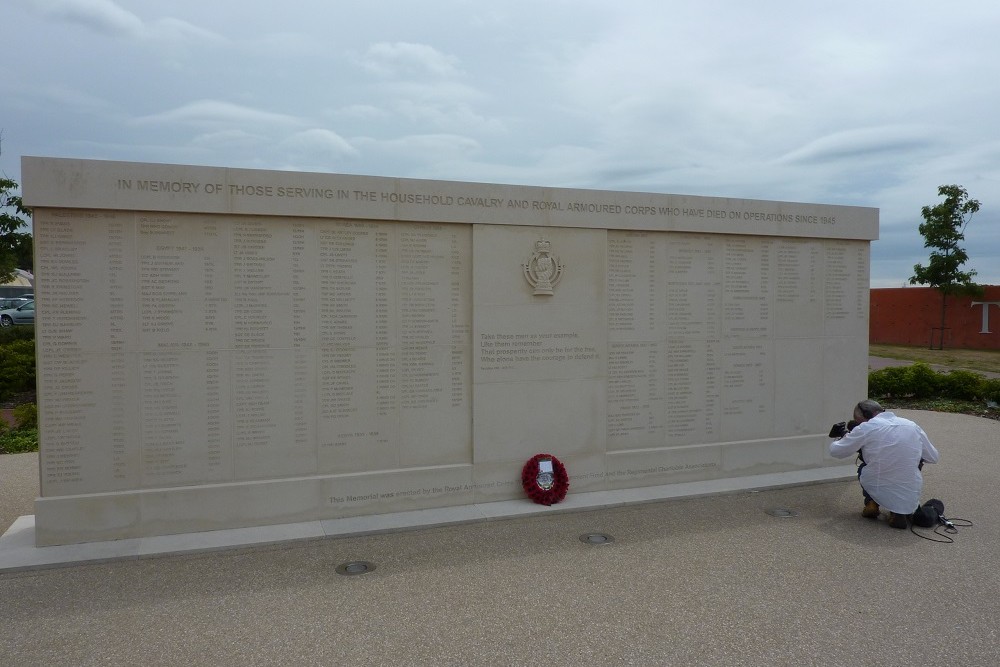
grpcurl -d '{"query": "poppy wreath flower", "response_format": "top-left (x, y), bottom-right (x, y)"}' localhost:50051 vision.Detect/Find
top-left (521, 453), bottom-right (569, 506)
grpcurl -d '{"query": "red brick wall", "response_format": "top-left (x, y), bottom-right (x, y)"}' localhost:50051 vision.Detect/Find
top-left (870, 286), bottom-right (1000, 349)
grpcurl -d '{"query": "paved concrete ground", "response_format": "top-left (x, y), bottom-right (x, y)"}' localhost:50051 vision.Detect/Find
top-left (1, 409), bottom-right (997, 667)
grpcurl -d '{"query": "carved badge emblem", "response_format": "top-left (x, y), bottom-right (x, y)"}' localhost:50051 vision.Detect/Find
top-left (522, 238), bottom-right (564, 295)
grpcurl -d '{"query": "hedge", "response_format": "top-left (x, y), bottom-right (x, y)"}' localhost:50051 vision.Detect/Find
top-left (869, 362), bottom-right (1000, 403)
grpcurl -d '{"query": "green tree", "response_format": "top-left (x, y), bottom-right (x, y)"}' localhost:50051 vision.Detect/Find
top-left (12, 232), bottom-right (32, 272)
top-left (0, 177), bottom-right (32, 282)
top-left (909, 184), bottom-right (982, 349)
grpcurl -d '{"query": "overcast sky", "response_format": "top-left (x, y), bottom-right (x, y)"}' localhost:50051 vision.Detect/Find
top-left (4, 0), bottom-right (999, 286)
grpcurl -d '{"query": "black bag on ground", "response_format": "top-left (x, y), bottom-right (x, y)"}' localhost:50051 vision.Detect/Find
top-left (911, 499), bottom-right (945, 528)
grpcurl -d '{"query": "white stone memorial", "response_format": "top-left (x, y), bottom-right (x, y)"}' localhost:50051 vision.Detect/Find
top-left (22, 157), bottom-right (876, 546)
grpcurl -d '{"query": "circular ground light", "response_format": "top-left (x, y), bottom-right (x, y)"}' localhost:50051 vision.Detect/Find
top-left (765, 508), bottom-right (800, 518)
top-left (579, 532), bottom-right (615, 545)
top-left (336, 561), bottom-right (376, 575)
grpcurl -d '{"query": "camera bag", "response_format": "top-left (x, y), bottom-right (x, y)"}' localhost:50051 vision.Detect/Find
top-left (911, 498), bottom-right (945, 528)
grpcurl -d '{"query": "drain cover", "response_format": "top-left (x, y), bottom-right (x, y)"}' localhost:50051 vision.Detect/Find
top-left (579, 532), bottom-right (615, 545)
top-left (336, 561), bottom-right (376, 575)
top-left (765, 508), bottom-right (799, 518)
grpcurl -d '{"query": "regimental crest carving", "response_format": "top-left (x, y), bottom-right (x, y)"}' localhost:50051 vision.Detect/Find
top-left (522, 238), bottom-right (564, 295)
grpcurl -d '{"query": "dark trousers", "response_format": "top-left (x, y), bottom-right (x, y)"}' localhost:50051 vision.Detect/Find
top-left (857, 463), bottom-right (874, 504)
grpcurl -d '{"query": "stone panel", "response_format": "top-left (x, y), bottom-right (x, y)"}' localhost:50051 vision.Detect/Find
top-left (23, 157), bottom-right (876, 545)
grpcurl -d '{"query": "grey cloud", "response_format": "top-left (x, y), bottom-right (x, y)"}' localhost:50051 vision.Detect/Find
top-left (278, 129), bottom-right (359, 158)
top-left (149, 17), bottom-right (226, 44)
top-left (380, 81), bottom-right (487, 104)
top-left (373, 133), bottom-right (481, 157)
top-left (24, 0), bottom-right (144, 36)
top-left (333, 105), bottom-right (391, 121)
top-left (392, 100), bottom-right (504, 134)
top-left (22, 0), bottom-right (222, 43)
top-left (134, 101), bottom-right (303, 130)
top-left (778, 127), bottom-right (936, 166)
top-left (31, 84), bottom-right (117, 116)
top-left (360, 42), bottom-right (462, 78)
top-left (190, 130), bottom-right (266, 150)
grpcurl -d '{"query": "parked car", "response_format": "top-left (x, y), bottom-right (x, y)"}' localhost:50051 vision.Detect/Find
top-left (0, 297), bottom-right (31, 310)
top-left (0, 301), bottom-right (34, 326)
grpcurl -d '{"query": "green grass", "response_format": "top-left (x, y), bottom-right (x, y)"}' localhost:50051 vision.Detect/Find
top-left (869, 344), bottom-right (1000, 374)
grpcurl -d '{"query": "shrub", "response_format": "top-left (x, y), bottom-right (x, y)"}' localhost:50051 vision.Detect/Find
top-left (12, 402), bottom-right (37, 429)
top-left (0, 337), bottom-right (36, 400)
top-left (0, 324), bottom-right (35, 345)
top-left (982, 378), bottom-right (1000, 403)
top-left (905, 363), bottom-right (939, 398)
top-left (868, 366), bottom-right (911, 398)
top-left (0, 427), bottom-right (38, 454)
top-left (869, 362), bottom-right (1000, 405)
top-left (938, 370), bottom-right (987, 401)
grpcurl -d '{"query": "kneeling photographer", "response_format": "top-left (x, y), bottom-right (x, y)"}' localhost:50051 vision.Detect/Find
top-left (828, 399), bottom-right (940, 529)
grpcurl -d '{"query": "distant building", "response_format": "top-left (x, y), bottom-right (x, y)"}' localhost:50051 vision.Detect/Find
top-left (870, 285), bottom-right (1000, 350)
top-left (0, 268), bottom-right (34, 299)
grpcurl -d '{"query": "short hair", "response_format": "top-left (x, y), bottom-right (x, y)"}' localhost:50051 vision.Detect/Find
top-left (856, 399), bottom-right (884, 420)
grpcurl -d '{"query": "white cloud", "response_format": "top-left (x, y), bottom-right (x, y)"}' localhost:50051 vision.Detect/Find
top-left (134, 101), bottom-right (303, 130)
top-left (31, 83), bottom-right (118, 116)
top-left (372, 133), bottom-right (481, 156)
top-left (392, 99), bottom-right (504, 134)
top-left (279, 129), bottom-right (359, 159)
top-left (334, 105), bottom-right (391, 121)
top-left (778, 126), bottom-right (937, 166)
top-left (359, 42), bottom-right (462, 78)
top-left (249, 32), bottom-right (325, 58)
top-left (190, 129), bottom-right (265, 150)
top-left (149, 17), bottom-right (225, 44)
top-left (23, 0), bottom-right (143, 36)
top-left (21, 0), bottom-right (223, 43)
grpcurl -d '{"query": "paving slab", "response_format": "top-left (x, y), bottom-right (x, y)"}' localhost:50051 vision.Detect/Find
top-left (0, 410), bottom-right (996, 667)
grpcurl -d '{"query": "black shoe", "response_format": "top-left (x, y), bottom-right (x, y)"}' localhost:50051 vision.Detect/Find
top-left (887, 512), bottom-right (908, 529)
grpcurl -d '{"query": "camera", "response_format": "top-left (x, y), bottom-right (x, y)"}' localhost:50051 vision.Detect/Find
top-left (828, 419), bottom-right (860, 438)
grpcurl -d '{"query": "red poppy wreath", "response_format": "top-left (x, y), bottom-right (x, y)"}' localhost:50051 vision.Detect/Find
top-left (521, 453), bottom-right (569, 506)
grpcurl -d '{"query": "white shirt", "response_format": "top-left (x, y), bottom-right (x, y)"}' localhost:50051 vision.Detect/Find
top-left (828, 411), bottom-right (940, 514)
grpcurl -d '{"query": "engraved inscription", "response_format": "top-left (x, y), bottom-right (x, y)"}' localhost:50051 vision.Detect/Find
top-left (607, 231), bottom-right (658, 337)
top-left (478, 331), bottom-right (599, 371)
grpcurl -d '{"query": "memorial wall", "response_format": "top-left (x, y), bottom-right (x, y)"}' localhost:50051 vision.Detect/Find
top-left (22, 157), bottom-right (877, 545)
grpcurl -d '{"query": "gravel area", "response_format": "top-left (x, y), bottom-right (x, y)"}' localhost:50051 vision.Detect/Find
top-left (0, 452), bottom-right (36, 534)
